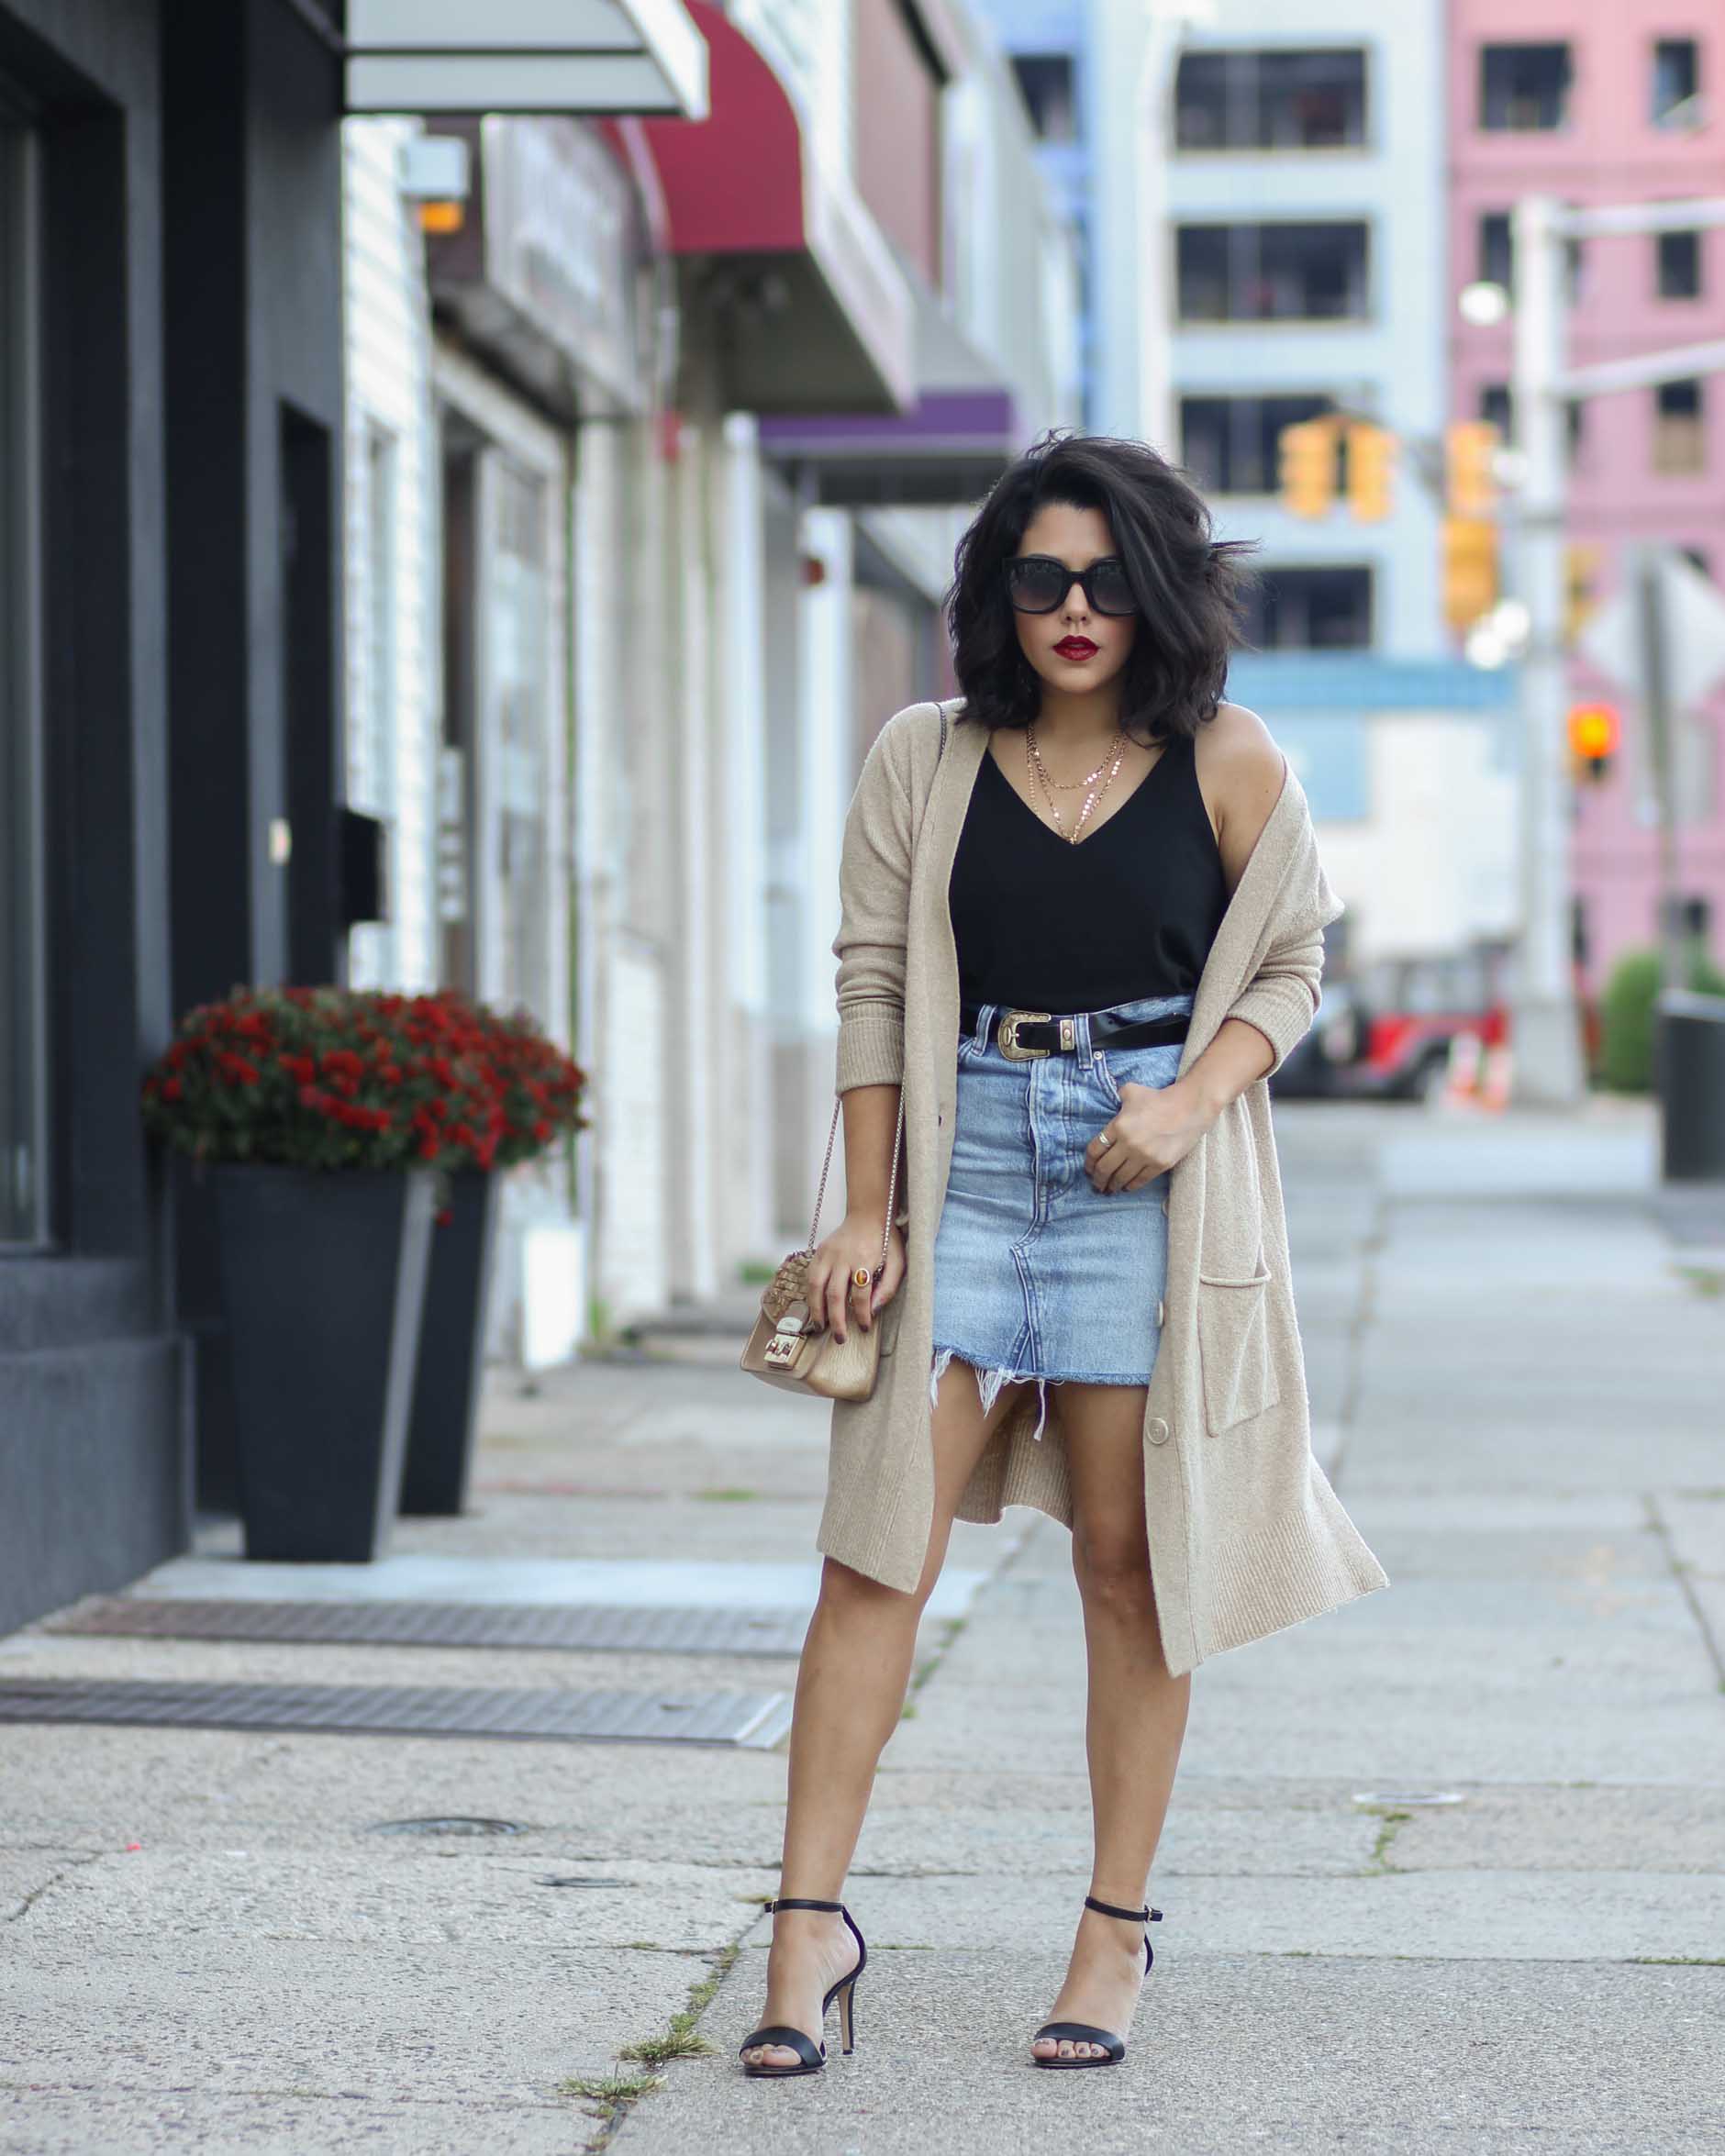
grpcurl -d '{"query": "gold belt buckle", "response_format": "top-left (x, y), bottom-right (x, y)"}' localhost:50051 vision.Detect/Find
top-left (997, 1008), bottom-right (1052, 1060)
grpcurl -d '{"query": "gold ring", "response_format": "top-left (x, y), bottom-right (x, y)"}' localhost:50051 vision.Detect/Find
top-left (851, 1267), bottom-right (871, 1287)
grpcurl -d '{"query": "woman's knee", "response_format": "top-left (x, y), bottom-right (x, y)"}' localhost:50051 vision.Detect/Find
top-left (1071, 1527), bottom-right (1155, 1615)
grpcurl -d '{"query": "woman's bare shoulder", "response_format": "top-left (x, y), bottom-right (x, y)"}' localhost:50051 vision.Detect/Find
top-left (1196, 701), bottom-right (1287, 884)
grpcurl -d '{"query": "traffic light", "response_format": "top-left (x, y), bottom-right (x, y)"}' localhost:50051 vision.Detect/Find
top-left (1344, 422), bottom-right (1396, 522)
top-left (1441, 517), bottom-right (1498, 629)
top-left (1568, 701), bottom-right (1619, 783)
top-left (1277, 417), bottom-right (1339, 518)
top-left (1445, 420), bottom-right (1499, 516)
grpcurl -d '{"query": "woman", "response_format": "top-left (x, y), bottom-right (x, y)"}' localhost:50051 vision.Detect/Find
top-left (740, 432), bottom-right (1388, 2078)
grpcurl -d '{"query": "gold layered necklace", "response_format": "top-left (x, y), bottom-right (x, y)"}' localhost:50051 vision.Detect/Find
top-left (1024, 721), bottom-right (1128, 843)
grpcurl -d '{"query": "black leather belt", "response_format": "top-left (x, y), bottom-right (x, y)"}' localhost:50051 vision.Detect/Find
top-left (960, 1002), bottom-right (1191, 1063)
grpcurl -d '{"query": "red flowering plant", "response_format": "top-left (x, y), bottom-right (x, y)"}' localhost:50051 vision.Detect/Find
top-left (140, 985), bottom-right (588, 1173)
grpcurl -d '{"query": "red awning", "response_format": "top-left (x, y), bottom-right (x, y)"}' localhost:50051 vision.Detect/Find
top-left (631, 2), bottom-right (915, 414)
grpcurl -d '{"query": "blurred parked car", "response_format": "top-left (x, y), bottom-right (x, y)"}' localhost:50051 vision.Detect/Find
top-left (1341, 945), bottom-right (1510, 1103)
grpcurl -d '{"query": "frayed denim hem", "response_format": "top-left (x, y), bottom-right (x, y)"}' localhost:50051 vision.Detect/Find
top-left (929, 1343), bottom-right (1072, 1443)
top-left (929, 1343), bottom-right (1158, 1443)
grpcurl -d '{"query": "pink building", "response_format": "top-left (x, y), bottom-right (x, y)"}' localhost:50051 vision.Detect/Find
top-left (1448, 3), bottom-right (1725, 991)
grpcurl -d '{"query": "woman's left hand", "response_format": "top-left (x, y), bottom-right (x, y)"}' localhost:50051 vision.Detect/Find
top-left (1086, 1077), bottom-right (1216, 1195)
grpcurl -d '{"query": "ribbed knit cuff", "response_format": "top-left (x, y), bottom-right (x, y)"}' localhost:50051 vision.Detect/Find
top-left (835, 1006), bottom-right (905, 1094)
top-left (1224, 978), bottom-right (1315, 1077)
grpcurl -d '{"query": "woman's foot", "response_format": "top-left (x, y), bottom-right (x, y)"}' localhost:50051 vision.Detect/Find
top-left (1029, 1900), bottom-right (1148, 2062)
top-left (740, 1905), bottom-right (862, 2072)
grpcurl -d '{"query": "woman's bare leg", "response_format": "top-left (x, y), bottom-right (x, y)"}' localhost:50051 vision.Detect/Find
top-left (740, 1357), bottom-right (1029, 2069)
top-left (1029, 1379), bottom-right (1191, 2062)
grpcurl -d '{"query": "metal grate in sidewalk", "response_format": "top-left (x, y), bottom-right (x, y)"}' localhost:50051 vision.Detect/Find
top-left (46, 1596), bottom-right (809, 1656)
top-left (0, 1678), bottom-right (795, 1749)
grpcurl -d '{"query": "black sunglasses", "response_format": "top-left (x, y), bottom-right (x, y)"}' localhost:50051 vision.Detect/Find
top-left (1006, 553), bottom-right (1137, 617)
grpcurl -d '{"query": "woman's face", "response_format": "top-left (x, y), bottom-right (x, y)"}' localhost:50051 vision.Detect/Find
top-left (1009, 501), bottom-right (1138, 706)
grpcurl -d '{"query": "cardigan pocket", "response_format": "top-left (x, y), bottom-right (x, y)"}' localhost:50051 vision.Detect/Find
top-left (1195, 1263), bottom-right (1279, 1433)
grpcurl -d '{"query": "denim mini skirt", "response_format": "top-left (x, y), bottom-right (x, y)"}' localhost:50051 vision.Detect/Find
top-left (929, 991), bottom-right (1194, 1443)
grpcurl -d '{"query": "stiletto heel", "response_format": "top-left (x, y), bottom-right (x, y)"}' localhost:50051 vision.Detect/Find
top-left (738, 1896), bottom-right (868, 2078)
top-left (1030, 1895), bottom-right (1163, 2069)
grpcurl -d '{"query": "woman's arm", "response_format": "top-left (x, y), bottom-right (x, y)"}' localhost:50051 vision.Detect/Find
top-left (1085, 705), bottom-right (1310, 1194)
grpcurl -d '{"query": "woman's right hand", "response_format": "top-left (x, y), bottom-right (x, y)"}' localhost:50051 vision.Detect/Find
top-left (809, 1215), bottom-right (906, 1343)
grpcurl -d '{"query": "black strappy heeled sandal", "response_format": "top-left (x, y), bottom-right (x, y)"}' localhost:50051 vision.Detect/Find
top-left (738, 1896), bottom-right (868, 2078)
top-left (1029, 1895), bottom-right (1163, 2069)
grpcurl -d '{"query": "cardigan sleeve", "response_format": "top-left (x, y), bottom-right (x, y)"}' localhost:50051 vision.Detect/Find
top-left (1224, 936), bottom-right (1323, 1076)
top-left (1221, 836), bottom-right (1343, 1077)
top-left (830, 717), bottom-right (915, 1094)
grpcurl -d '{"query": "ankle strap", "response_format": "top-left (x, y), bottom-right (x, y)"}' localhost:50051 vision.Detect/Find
top-left (1085, 1894), bottom-right (1158, 1924)
top-left (766, 1896), bottom-right (844, 1914)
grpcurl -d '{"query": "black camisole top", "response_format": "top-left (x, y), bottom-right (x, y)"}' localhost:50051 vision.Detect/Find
top-left (948, 730), bottom-right (1230, 1011)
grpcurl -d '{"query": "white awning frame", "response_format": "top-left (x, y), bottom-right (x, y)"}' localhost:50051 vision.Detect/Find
top-left (346, 0), bottom-right (708, 118)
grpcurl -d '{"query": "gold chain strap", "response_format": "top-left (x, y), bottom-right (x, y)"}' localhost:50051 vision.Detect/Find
top-left (806, 1088), bottom-right (904, 1278)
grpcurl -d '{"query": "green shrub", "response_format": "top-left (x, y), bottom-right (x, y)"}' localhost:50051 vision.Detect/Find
top-left (1597, 945), bottom-right (1725, 1093)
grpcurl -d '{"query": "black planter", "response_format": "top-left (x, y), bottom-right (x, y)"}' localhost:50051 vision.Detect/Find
top-left (399, 1169), bottom-right (503, 1516)
top-left (207, 1165), bottom-right (437, 1561)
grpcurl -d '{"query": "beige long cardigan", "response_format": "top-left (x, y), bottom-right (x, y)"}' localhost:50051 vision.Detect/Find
top-left (816, 697), bottom-right (1389, 1676)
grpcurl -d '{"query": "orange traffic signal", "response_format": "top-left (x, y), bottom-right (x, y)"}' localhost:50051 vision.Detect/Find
top-left (1343, 422), bottom-right (1396, 522)
top-left (1441, 516), bottom-right (1498, 629)
top-left (1277, 418), bottom-right (1340, 518)
top-left (1445, 421), bottom-right (1499, 516)
top-left (1568, 701), bottom-right (1619, 782)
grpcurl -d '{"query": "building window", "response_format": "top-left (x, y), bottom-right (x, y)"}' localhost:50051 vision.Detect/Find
top-left (491, 461), bottom-right (551, 1016)
top-left (0, 117), bottom-right (43, 1244)
top-left (1181, 392), bottom-right (1335, 495)
top-left (1011, 53), bottom-right (1077, 143)
top-left (1240, 565), bottom-right (1373, 650)
top-left (1653, 378), bottom-right (1704, 473)
top-left (1478, 213), bottom-right (1512, 289)
top-left (1176, 220), bottom-right (1369, 322)
top-left (1657, 229), bottom-right (1701, 300)
top-left (1479, 44), bottom-right (1572, 131)
top-left (1476, 215), bottom-right (1586, 303)
top-left (1479, 382), bottom-right (1585, 462)
top-left (1651, 39), bottom-right (1701, 127)
top-left (1174, 49), bottom-right (1366, 150)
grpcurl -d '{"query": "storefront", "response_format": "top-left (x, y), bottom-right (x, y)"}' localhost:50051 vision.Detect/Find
top-left (425, 114), bottom-right (661, 1362)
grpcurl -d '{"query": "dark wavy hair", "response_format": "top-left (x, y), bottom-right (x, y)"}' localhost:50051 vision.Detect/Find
top-left (945, 430), bottom-right (1260, 741)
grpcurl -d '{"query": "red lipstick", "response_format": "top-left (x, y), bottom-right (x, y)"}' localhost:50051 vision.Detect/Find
top-left (1053, 636), bottom-right (1098, 661)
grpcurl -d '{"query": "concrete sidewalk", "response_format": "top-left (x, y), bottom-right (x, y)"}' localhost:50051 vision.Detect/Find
top-left (3, 1101), bottom-right (1722, 2153)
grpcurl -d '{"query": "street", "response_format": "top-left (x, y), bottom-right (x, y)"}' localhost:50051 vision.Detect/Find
top-left (2, 1100), bottom-right (1721, 2154)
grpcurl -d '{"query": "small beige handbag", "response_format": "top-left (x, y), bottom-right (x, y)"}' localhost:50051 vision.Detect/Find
top-left (739, 1089), bottom-right (906, 1400)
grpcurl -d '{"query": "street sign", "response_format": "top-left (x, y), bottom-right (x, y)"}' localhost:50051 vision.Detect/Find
top-left (1578, 547), bottom-right (1725, 713)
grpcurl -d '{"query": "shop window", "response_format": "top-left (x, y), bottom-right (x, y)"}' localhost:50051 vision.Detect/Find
top-left (1653, 378), bottom-right (1704, 474)
top-left (1479, 44), bottom-right (1571, 131)
top-left (1651, 39), bottom-right (1701, 128)
top-left (350, 421), bottom-right (398, 987)
top-left (1175, 49), bottom-right (1366, 150)
top-left (1176, 220), bottom-right (1369, 323)
top-left (1180, 391), bottom-right (1335, 495)
top-left (1657, 230), bottom-right (1701, 300)
top-left (0, 117), bottom-right (44, 1244)
top-left (1240, 565), bottom-right (1373, 650)
top-left (1011, 54), bottom-right (1077, 143)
